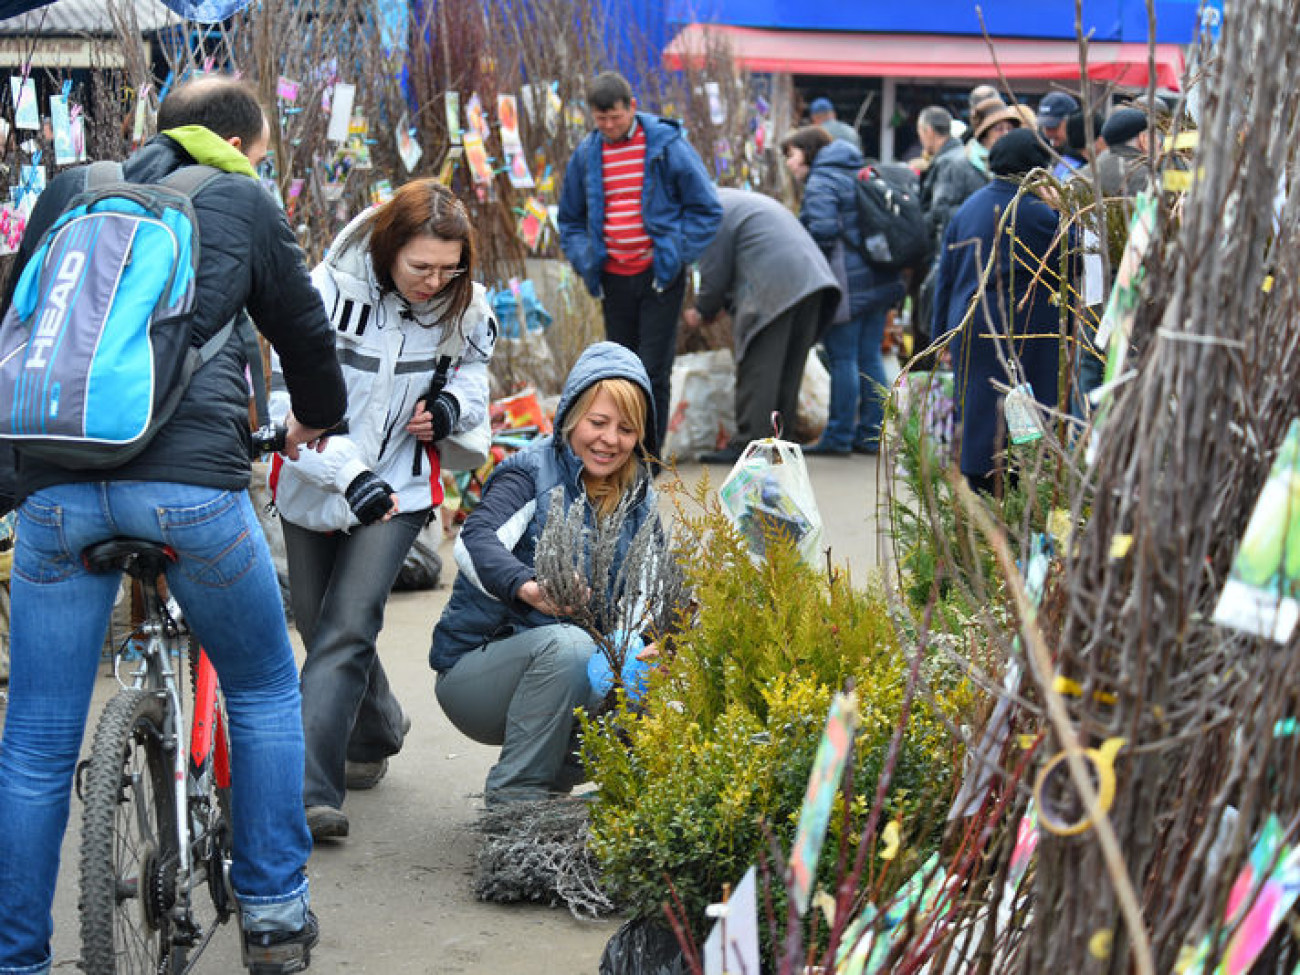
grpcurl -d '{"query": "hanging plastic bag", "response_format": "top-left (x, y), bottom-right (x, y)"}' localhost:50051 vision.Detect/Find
top-left (718, 438), bottom-right (823, 564)
top-left (795, 349), bottom-right (831, 443)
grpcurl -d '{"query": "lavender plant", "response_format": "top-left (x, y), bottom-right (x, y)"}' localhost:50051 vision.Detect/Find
top-left (533, 485), bottom-right (689, 704)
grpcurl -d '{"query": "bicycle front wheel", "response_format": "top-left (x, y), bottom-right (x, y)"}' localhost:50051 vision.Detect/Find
top-left (79, 688), bottom-right (184, 974)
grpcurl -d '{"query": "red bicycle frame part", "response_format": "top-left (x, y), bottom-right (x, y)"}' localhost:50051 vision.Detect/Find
top-left (189, 648), bottom-right (232, 788)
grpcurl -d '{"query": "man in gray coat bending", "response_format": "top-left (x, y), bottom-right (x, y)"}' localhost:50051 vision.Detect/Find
top-left (683, 187), bottom-right (841, 464)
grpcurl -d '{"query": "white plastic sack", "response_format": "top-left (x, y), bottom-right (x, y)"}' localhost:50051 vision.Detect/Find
top-left (662, 349), bottom-right (736, 462)
top-left (718, 438), bottom-right (823, 564)
top-left (795, 350), bottom-right (830, 442)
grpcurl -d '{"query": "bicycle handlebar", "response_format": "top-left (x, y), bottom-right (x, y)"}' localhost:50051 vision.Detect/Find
top-left (250, 420), bottom-right (349, 458)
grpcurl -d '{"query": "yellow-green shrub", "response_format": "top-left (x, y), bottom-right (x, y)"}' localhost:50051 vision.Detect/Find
top-left (581, 499), bottom-right (974, 951)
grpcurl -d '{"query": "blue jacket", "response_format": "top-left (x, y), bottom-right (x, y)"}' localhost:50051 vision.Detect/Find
top-left (932, 178), bottom-right (1071, 477)
top-left (429, 342), bottom-right (659, 673)
top-left (800, 140), bottom-right (905, 316)
top-left (558, 112), bottom-right (722, 297)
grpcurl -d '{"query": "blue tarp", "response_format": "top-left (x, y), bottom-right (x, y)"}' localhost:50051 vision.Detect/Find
top-left (664, 0), bottom-right (1204, 44)
top-left (0, 0), bottom-right (252, 25)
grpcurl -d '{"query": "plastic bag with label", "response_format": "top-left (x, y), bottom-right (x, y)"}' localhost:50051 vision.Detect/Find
top-left (718, 438), bottom-right (823, 564)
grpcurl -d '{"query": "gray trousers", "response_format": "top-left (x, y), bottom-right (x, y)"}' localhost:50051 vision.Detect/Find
top-left (735, 293), bottom-right (824, 444)
top-left (435, 623), bottom-right (600, 799)
top-left (283, 512), bottom-right (424, 809)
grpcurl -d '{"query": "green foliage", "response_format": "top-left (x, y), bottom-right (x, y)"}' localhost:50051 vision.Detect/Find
top-left (581, 493), bottom-right (973, 950)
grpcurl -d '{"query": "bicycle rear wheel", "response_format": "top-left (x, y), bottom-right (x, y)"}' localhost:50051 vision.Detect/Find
top-left (79, 688), bottom-right (184, 974)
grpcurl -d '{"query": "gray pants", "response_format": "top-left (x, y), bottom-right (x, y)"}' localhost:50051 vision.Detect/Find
top-left (283, 512), bottom-right (424, 809)
top-left (435, 623), bottom-right (600, 799)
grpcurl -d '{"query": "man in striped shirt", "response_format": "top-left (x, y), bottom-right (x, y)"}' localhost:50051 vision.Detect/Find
top-left (559, 71), bottom-right (722, 458)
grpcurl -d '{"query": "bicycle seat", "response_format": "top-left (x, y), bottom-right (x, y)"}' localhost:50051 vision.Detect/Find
top-left (81, 538), bottom-right (177, 579)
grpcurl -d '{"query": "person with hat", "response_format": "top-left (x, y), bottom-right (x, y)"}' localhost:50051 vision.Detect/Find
top-left (967, 96), bottom-right (1022, 175)
top-left (1037, 92), bottom-right (1080, 153)
top-left (932, 128), bottom-right (1074, 495)
top-left (1091, 106), bottom-right (1153, 197)
top-left (809, 96), bottom-right (862, 150)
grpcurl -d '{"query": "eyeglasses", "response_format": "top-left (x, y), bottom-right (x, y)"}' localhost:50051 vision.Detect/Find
top-left (417, 266), bottom-right (466, 282)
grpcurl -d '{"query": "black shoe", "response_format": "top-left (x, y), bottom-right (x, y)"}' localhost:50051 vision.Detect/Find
top-left (305, 805), bottom-right (349, 841)
top-left (852, 440), bottom-right (880, 455)
top-left (344, 710), bottom-right (411, 790)
top-left (243, 910), bottom-right (319, 974)
top-left (802, 441), bottom-right (851, 456)
top-left (698, 445), bottom-right (744, 465)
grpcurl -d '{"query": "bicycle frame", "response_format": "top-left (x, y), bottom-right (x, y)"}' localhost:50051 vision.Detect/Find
top-left (82, 539), bottom-right (236, 972)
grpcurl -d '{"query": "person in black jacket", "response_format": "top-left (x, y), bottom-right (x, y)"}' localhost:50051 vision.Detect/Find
top-left (0, 76), bottom-right (345, 974)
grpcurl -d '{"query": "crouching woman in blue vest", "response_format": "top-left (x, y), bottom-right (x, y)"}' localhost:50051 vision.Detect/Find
top-left (430, 342), bottom-right (657, 804)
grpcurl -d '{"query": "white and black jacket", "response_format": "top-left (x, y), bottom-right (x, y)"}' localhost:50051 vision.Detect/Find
top-left (269, 207), bottom-right (497, 532)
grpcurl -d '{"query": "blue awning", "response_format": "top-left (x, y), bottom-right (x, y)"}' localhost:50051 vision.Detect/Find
top-left (0, 0), bottom-right (251, 25)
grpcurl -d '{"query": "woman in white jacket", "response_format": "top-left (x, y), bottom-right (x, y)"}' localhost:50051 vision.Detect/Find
top-left (269, 180), bottom-right (497, 840)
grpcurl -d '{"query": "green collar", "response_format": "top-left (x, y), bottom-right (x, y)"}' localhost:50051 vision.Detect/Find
top-left (163, 125), bottom-right (259, 178)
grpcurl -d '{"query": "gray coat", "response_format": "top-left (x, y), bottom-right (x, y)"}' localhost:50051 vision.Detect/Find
top-left (921, 137), bottom-right (989, 251)
top-left (694, 188), bottom-right (841, 363)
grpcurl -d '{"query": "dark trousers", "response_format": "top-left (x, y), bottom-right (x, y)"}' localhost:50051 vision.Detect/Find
top-left (283, 512), bottom-right (424, 809)
top-left (601, 269), bottom-right (686, 456)
top-left (734, 294), bottom-right (823, 444)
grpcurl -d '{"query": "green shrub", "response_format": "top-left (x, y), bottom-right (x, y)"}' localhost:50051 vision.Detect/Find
top-left (581, 497), bottom-right (974, 954)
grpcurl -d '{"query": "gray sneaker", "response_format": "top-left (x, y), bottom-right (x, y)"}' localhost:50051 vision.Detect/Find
top-left (242, 910), bottom-right (319, 974)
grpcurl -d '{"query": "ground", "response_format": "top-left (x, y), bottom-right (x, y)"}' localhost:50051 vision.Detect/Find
top-left (28, 455), bottom-right (884, 973)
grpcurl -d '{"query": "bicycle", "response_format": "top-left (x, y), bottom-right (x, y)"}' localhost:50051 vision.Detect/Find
top-left (74, 537), bottom-right (237, 975)
top-left (73, 424), bottom-right (312, 974)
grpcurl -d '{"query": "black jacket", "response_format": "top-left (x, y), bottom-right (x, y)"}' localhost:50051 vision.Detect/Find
top-left (0, 135), bottom-right (346, 499)
top-left (921, 137), bottom-right (989, 251)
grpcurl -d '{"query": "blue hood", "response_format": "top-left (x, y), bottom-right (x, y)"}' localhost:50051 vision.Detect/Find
top-left (554, 342), bottom-right (656, 453)
top-left (815, 139), bottom-right (866, 174)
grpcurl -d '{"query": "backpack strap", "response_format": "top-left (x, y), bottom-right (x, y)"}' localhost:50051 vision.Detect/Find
top-left (84, 160), bottom-right (124, 191)
top-left (235, 313), bottom-right (271, 430)
top-left (184, 312), bottom-right (268, 431)
top-left (159, 164), bottom-right (227, 200)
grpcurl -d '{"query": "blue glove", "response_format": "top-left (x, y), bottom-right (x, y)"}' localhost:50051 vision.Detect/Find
top-left (587, 631), bottom-right (651, 703)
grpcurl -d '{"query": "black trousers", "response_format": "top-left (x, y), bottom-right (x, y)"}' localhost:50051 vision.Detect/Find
top-left (601, 269), bottom-right (686, 456)
top-left (734, 294), bottom-right (823, 445)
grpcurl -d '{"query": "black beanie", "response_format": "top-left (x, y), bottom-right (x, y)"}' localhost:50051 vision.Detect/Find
top-left (988, 127), bottom-right (1052, 176)
top-left (1101, 107), bottom-right (1148, 147)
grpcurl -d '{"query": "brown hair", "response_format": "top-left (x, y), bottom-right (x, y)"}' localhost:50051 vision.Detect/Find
top-left (561, 378), bottom-right (648, 517)
top-left (368, 179), bottom-right (475, 328)
top-left (779, 125), bottom-right (833, 170)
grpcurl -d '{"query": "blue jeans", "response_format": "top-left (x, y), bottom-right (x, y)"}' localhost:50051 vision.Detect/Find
top-left (0, 482), bottom-right (310, 974)
top-left (820, 301), bottom-right (891, 450)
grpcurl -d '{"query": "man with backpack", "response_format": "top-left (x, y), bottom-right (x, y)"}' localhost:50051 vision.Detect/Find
top-left (0, 76), bottom-right (346, 975)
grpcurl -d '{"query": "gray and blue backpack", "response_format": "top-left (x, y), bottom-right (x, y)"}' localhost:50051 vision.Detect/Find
top-left (0, 161), bottom-right (236, 468)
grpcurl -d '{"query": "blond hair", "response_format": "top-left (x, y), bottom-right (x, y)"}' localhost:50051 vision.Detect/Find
top-left (561, 378), bottom-right (647, 517)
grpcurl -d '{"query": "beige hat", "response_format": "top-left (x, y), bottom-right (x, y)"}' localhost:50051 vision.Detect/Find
top-left (971, 97), bottom-right (1022, 143)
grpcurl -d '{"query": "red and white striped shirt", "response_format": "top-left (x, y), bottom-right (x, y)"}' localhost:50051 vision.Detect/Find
top-left (601, 121), bottom-right (653, 275)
